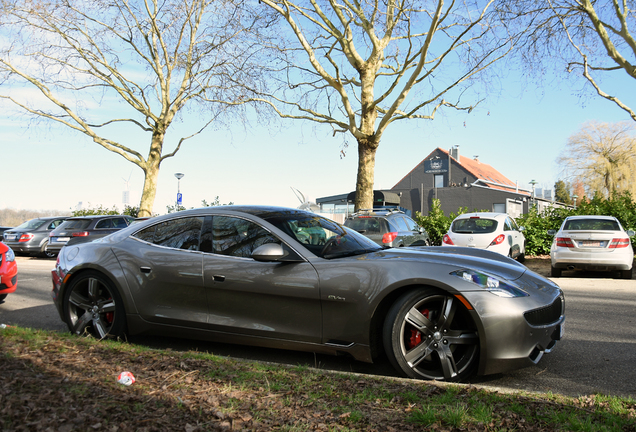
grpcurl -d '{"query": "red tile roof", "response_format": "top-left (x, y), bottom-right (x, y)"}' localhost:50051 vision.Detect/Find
top-left (394, 148), bottom-right (531, 196)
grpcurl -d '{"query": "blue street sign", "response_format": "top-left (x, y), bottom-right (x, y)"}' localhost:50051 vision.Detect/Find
top-left (177, 193), bottom-right (182, 205)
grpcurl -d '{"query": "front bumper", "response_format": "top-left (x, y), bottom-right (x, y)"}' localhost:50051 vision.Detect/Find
top-left (0, 260), bottom-right (18, 295)
top-left (463, 287), bottom-right (564, 376)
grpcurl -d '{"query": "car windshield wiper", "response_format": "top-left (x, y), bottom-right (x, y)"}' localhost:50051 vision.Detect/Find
top-left (455, 230), bottom-right (474, 234)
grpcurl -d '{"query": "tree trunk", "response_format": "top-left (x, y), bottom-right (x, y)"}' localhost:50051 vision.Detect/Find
top-left (354, 140), bottom-right (377, 211)
top-left (137, 132), bottom-right (164, 217)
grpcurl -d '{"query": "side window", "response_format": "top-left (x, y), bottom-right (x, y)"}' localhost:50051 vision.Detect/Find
top-left (504, 219), bottom-right (513, 231)
top-left (95, 219), bottom-right (113, 229)
top-left (153, 217), bottom-right (204, 250)
top-left (393, 217), bottom-right (411, 232)
top-left (403, 216), bottom-right (420, 231)
top-left (212, 216), bottom-right (279, 258)
top-left (134, 225), bottom-right (156, 243)
top-left (112, 218), bottom-right (129, 228)
top-left (48, 220), bottom-right (63, 230)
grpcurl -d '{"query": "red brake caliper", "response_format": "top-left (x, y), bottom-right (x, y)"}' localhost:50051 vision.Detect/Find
top-left (408, 308), bottom-right (430, 349)
top-left (105, 297), bottom-right (114, 324)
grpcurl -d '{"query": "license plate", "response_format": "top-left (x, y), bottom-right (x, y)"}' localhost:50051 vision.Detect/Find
top-left (5, 235), bottom-right (16, 241)
top-left (579, 240), bottom-right (604, 247)
top-left (55, 237), bottom-right (70, 242)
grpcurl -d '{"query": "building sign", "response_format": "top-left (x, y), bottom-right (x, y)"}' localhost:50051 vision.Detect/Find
top-left (424, 157), bottom-right (448, 173)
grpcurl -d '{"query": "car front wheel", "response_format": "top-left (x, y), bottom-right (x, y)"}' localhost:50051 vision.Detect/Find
top-left (383, 289), bottom-right (479, 381)
top-left (63, 271), bottom-right (126, 339)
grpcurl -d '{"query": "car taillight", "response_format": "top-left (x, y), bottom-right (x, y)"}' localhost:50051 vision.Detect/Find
top-left (382, 232), bottom-right (398, 244)
top-left (556, 237), bottom-right (575, 248)
top-left (72, 231), bottom-right (90, 237)
top-left (609, 238), bottom-right (631, 248)
top-left (442, 234), bottom-right (454, 245)
top-left (19, 233), bottom-right (34, 242)
top-left (490, 234), bottom-right (505, 246)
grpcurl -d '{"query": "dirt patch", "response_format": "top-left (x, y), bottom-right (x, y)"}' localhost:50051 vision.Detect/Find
top-left (523, 256), bottom-right (552, 278)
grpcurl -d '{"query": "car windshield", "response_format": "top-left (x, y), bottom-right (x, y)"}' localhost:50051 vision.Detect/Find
top-left (59, 219), bottom-right (92, 230)
top-left (16, 219), bottom-right (47, 230)
top-left (451, 218), bottom-right (498, 234)
top-left (262, 212), bottom-right (383, 258)
top-left (563, 219), bottom-right (620, 231)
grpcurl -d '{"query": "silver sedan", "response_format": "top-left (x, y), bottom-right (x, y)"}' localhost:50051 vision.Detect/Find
top-left (51, 206), bottom-right (564, 382)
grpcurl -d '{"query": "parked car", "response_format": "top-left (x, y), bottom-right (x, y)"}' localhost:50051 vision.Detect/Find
top-left (442, 212), bottom-right (526, 261)
top-left (47, 215), bottom-right (135, 254)
top-left (0, 227), bottom-right (12, 240)
top-left (343, 208), bottom-right (430, 247)
top-left (3, 217), bottom-right (68, 258)
top-left (548, 215), bottom-right (634, 279)
top-left (0, 242), bottom-right (17, 302)
top-left (51, 206), bottom-right (564, 382)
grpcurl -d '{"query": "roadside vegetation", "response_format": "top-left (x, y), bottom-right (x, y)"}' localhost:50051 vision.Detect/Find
top-left (1, 326), bottom-right (634, 431)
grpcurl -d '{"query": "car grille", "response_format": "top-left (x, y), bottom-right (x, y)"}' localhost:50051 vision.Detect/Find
top-left (524, 295), bottom-right (564, 326)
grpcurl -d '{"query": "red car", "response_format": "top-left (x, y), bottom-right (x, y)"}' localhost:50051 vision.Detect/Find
top-left (0, 242), bottom-right (17, 301)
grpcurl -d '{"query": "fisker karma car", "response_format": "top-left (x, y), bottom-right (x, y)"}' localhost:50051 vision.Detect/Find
top-left (51, 206), bottom-right (564, 382)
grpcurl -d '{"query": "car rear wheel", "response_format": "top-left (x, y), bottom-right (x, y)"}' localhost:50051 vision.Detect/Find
top-left (383, 289), bottom-right (479, 382)
top-left (0, 294), bottom-right (6, 302)
top-left (550, 266), bottom-right (562, 278)
top-left (40, 241), bottom-right (57, 259)
top-left (620, 268), bottom-right (632, 279)
top-left (63, 271), bottom-right (126, 339)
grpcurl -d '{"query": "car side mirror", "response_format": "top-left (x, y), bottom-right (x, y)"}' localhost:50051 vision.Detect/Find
top-left (252, 243), bottom-right (303, 263)
top-left (627, 230), bottom-right (635, 237)
top-left (547, 229), bottom-right (557, 236)
top-left (518, 226), bottom-right (525, 232)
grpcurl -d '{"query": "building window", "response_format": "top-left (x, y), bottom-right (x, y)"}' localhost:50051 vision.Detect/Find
top-left (493, 203), bottom-right (506, 213)
top-left (434, 174), bottom-right (444, 188)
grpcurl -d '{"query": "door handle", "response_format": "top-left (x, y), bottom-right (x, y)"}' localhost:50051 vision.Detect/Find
top-left (213, 274), bottom-right (225, 282)
top-left (140, 266), bottom-right (151, 274)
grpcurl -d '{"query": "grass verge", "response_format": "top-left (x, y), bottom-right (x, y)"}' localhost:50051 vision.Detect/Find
top-left (1, 326), bottom-right (634, 431)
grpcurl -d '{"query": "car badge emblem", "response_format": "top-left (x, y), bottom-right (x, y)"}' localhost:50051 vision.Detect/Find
top-left (468, 236), bottom-right (474, 242)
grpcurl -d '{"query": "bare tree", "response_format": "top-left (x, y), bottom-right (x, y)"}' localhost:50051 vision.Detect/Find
top-left (252, 0), bottom-right (514, 210)
top-left (499, 0), bottom-right (636, 121)
top-left (558, 121), bottom-right (636, 197)
top-left (0, 0), bottom-right (271, 216)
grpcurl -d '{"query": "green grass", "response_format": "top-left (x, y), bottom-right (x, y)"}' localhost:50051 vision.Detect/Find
top-left (0, 326), bottom-right (635, 431)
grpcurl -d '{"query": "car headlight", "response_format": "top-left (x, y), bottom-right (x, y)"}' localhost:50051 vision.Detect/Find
top-left (5, 247), bottom-right (15, 262)
top-left (450, 269), bottom-right (528, 298)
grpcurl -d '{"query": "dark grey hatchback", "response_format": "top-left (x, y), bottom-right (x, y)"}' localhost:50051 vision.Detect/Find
top-left (47, 215), bottom-right (134, 254)
top-left (344, 208), bottom-right (430, 247)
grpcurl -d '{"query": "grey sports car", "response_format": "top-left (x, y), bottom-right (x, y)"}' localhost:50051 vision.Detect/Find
top-left (51, 206), bottom-right (564, 382)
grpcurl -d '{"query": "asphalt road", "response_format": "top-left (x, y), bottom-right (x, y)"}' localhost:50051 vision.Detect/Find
top-left (2, 256), bottom-right (635, 399)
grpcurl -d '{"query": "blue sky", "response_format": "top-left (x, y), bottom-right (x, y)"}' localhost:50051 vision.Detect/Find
top-left (3, 68), bottom-right (635, 215)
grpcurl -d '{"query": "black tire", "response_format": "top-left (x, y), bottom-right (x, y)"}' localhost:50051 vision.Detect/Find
top-left (40, 241), bottom-right (57, 259)
top-left (383, 288), bottom-right (479, 382)
top-left (62, 271), bottom-right (126, 339)
top-left (550, 266), bottom-right (562, 278)
top-left (620, 268), bottom-right (633, 279)
top-left (0, 294), bottom-right (7, 302)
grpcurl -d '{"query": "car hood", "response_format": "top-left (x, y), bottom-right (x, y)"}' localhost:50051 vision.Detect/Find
top-left (362, 246), bottom-right (528, 281)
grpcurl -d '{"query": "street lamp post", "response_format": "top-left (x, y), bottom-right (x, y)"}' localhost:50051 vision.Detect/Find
top-left (175, 173), bottom-right (184, 209)
top-left (529, 179), bottom-right (538, 209)
top-left (572, 194), bottom-right (578, 209)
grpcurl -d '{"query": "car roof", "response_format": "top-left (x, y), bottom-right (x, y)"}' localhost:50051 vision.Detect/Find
top-left (454, 212), bottom-right (508, 220)
top-left (349, 208), bottom-right (404, 217)
top-left (66, 214), bottom-right (130, 220)
top-left (565, 215), bottom-right (618, 221)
